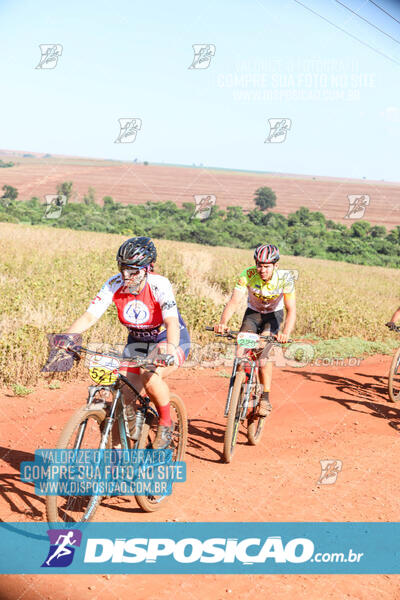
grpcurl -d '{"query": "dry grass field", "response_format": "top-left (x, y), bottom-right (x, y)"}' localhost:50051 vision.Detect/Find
top-left (1, 223), bottom-right (399, 386)
top-left (1, 151), bottom-right (400, 228)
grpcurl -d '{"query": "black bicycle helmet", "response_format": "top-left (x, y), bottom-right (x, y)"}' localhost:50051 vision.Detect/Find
top-left (116, 236), bottom-right (157, 267)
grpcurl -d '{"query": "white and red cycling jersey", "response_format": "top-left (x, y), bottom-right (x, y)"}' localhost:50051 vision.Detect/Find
top-left (87, 273), bottom-right (187, 342)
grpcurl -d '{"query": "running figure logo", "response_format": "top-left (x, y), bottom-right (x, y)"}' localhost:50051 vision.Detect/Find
top-left (264, 119), bottom-right (291, 143)
top-left (279, 269), bottom-right (299, 294)
top-left (345, 195), bottom-right (370, 219)
top-left (35, 44), bottom-right (63, 69)
top-left (188, 44), bottom-right (216, 69)
top-left (115, 118), bottom-right (142, 144)
top-left (43, 194), bottom-right (67, 219)
top-left (317, 460), bottom-right (343, 485)
top-left (192, 194), bottom-right (216, 220)
top-left (41, 529), bottom-right (82, 567)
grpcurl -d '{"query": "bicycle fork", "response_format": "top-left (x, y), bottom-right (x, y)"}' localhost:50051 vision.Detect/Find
top-left (240, 363), bottom-right (256, 420)
top-left (224, 359), bottom-right (239, 417)
top-left (224, 359), bottom-right (256, 419)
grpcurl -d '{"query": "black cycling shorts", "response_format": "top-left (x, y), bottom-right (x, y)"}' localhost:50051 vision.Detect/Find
top-left (240, 308), bottom-right (284, 336)
top-left (122, 326), bottom-right (191, 370)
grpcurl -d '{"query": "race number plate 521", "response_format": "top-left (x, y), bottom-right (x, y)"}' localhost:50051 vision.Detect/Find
top-left (88, 355), bottom-right (120, 385)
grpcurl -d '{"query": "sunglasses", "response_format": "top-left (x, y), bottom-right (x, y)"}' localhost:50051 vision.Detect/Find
top-left (118, 264), bottom-right (146, 275)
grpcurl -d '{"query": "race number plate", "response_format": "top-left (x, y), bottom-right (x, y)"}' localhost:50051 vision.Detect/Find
top-left (237, 332), bottom-right (260, 349)
top-left (88, 355), bottom-right (120, 385)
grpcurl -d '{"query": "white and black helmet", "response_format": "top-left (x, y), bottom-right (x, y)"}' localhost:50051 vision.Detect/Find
top-left (116, 237), bottom-right (156, 267)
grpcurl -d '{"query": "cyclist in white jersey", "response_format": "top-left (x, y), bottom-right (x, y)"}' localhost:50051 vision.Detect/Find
top-left (56, 237), bottom-right (190, 449)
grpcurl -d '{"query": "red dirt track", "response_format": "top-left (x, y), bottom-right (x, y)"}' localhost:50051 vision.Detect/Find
top-left (1, 354), bottom-right (400, 598)
top-left (1, 153), bottom-right (400, 227)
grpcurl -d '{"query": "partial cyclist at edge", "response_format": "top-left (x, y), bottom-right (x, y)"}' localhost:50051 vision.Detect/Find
top-left (56, 236), bottom-right (190, 449)
top-left (386, 306), bottom-right (400, 330)
top-left (214, 243), bottom-right (296, 417)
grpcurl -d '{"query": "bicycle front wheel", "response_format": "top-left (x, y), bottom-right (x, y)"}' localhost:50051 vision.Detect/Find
top-left (135, 393), bottom-right (187, 512)
top-left (45, 405), bottom-right (108, 523)
top-left (388, 347), bottom-right (400, 402)
top-left (223, 370), bottom-right (245, 463)
top-left (247, 372), bottom-right (266, 445)
top-left (247, 406), bottom-right (266, 446)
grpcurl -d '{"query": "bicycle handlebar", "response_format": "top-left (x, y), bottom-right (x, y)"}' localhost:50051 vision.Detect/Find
top-left (62, 344), bottom-right (175, 368)
top-left (386, 323), bottom-right (400, 333)
top-left (205, 326), bottom-right (292, 344)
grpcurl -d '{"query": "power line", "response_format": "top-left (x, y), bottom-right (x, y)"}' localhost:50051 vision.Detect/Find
top-left (292, 0), bottom-right (400, 66)
top-left (334, 0), bottom-right (400, 45)
top-left (368, 0), bottom-right (400, 26)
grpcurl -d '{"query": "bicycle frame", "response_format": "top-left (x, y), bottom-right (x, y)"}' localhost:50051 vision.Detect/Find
top-left (78, 372), bottom-right (157, 453)
top-left (61, 343), bottom-right (173, 455)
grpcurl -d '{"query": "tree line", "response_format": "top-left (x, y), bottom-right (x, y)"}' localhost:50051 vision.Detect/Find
top-left (0, 159), bottom-right (14, 168)
top-left (0, 183), bottom-right (399, 268)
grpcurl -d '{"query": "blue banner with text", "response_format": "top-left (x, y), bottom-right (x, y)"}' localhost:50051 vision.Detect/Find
top-left (1, 522), bottom-right (399, 574)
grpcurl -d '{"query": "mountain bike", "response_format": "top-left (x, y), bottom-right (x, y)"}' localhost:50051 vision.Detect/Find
top-left (205, 327), bottom-right (290, 463)
top-left (387, 324), bottom-right (400, 402)
top-left (45, 345), bottom-right (187, 523)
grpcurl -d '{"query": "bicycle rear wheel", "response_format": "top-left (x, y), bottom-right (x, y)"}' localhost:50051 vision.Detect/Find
top-left (135, 393), bottom-right (187, 512)
top-left (388, 347), bottom-right (400, 402)
top-left (45, 406), bottom-right (108, 523)
top-left (223, 370), bottom-right (245, 463)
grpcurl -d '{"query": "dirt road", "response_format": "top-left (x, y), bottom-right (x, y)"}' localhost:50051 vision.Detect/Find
top-left (1, 354), bottom-right (400, 598)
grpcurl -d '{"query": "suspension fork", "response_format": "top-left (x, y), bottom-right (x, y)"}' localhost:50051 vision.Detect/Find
top-left (240, 362), bottom-right (256, 420)
top-left (224, 356), bottom-right (255, 418)
top-left (224, 357), bottom-right (240, 417)
top-left (117, 395), bottom-right (131, 450)
top-left (72, 385), bottom-right (108, 449)
top-left (99, 388), bottom-right (122, 451)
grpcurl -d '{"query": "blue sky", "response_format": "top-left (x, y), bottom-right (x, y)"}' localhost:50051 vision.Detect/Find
top-left (0, 0), bottom-right (399, 180)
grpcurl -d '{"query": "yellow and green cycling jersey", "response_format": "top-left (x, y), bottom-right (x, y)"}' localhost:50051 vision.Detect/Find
top-left (235, 267), bottom-right (296, 314)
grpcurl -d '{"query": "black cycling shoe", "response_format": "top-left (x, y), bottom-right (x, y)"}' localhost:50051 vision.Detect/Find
top-left (154, 424), bottom-right (173, 449)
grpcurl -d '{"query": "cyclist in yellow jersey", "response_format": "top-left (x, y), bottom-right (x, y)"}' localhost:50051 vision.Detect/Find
top-left (214, 244), bottom-right (296, 417)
